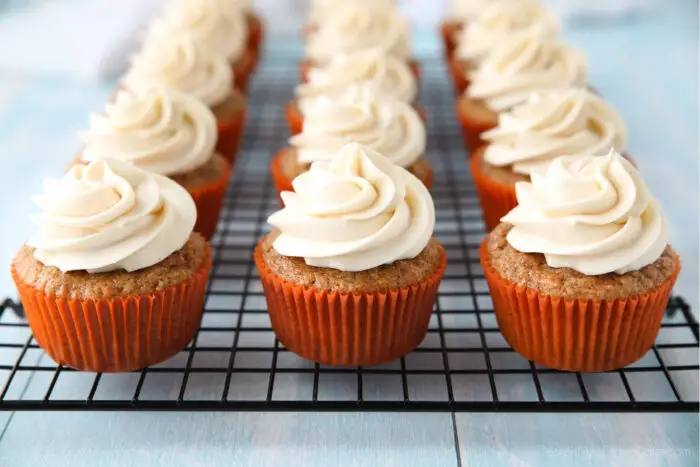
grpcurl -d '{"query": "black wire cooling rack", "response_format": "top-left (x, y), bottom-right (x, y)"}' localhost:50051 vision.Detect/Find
top-left (0, 49), bottom-right (698, 413)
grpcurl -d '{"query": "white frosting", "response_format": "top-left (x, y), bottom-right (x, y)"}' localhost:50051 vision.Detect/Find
top-left (147, 0), bottom-right (248, 62)
top-left (305, 4), bottom-right (411, 64)
top-left (454, 0), bottom-right (559, 66)
top-left (28, 159), bottom-right (196, 273)
top-left (502, 150), bottom-right (669, 276)
top-left (123, 32), bottom-right (233, 107)
top-left (81, 88), bottom-right (217, 177)
top-left (297, 50), bottom-right (418, 109)
top-left (268, 143), bottom-right (435, 272)
top-left (467, 33), bottom-right (587, 112)
top-left (483, 88), bottom-right (628, 176)
top-left (291, 85), bottom-right (426, 168)
top-left (308, 0), bottom-right (395, 25)
top-left (446, 0), bottom-right (512, 21)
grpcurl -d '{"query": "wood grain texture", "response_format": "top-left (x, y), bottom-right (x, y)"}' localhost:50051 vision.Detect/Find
top-left (455, 413), bottom-right (699, 467)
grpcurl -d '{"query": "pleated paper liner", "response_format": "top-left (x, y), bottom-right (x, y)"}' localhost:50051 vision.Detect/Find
top-left (448, 53), bottom-right (470, 96)
top-left (254, 242), bottom-right (448, 366)
top-left (479, 239), bottom-right (681, 372)
top-left (297, 59), bottom-right (423, 84)
top-left (11, 246), bottom-right (212, 373)
top-left (188, 159), bottom-right (232, 239)
top-left (439, 21), bottom-right (462, 58)
top-left (455, 97), bottom-right (497, 153)
top-left (216, 107), bottom-right (247, 165)
top-left (469, 148), bottom-right (517, 232)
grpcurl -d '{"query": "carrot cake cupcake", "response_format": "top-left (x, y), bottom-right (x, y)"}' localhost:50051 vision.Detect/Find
top-left (449, 0), bottom-right (559, 94)
top-left (11, 159), bottom-right (211, 372)
top-left (146, 0), bottom-right (257, 91)
top-left (301, 3), bottom-right (419, 81)
top-left (306, 0), bottom-right (395, 29)
top-left (79, 87), bottom-right (230, 239)
top-left (274, 85), bottom-right (431, 197)
top-left (456, 31), bottom-right (587, 151)
top-left (257, 142), bottom-right (446, 366)
top-left (122, 34), bottom-right (246, 164)
top-left (287, 50), bottom-right (420, 134)
top-left (471, 87), bottom-right (627, 230)
top-left (440, 0), bottom-right (509, 57)
top-left (481, 150), bottom-right (680, 372)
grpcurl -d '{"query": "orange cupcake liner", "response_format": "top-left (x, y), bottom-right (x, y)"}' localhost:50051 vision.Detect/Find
top-left (254, 242), bottom-right (447, 366)
top-left (11, 247), bottom-right (212, 373)
top-left (469, 146), bottom-right (517, 232)
top-left (188, 160), bottom-right (232, 239)
top-left (298, 59), bottom-right (422, 84)
top-left (479, 240), bottom-right (681, 372)
top-left (448, 53), bottom-right (470, 96)
top-left (439, 21), bottom-right (462, 58)
top-left (455, 98), bottom-right (496, 153)
top-left (216, 107), bottom-right (247, 165)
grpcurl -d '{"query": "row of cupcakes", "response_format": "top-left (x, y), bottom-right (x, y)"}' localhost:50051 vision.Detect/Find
top-left (11, 0), bottom-right (266, 372)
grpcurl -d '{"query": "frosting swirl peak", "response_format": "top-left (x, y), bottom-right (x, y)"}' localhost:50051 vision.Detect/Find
top-left (81, 87), bottom-right (217, 177)
top-left (291, 85), bottom-right (426, 168)
top-left (28, 159), bottom-right (196, 273)
top-left (502, 150), bottom-right (668, 276)
top-left (483, 87), bottom-right (628, 176)
top-left (268, 143), bottom-right (435, 272)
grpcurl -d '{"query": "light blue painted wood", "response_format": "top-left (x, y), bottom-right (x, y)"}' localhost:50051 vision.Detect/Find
top-left (455, 413), bottom-right (699, 467)
top-left (0, 412), bottom-right (458, 467)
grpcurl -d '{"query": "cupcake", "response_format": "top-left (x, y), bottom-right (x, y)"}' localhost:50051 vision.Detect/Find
top-left (274, 85), bottom-right (431, 197)
top-left (440, 0), bottom-right (509, 57)
top-left (481, 151), bottom-right (680, 372)
top-left (471, 87), bottom-right (627, 230)
top-left (449, 0), bottom-right (559, 94)
top-left (307, 0), bottom-right (395, 29)
top-left (456, 32), bottom-right (587, 151)
top-left (256, 142), bottom-right (446, 366)
top-left (79, 87), bottom-right (230, 239)
top-left (11, 159), bottom-right (211, 372)
top-left (123, 34), bottom-right (246, 164)
top-left (301, 3), bottom-right (419, 82)
top-left (226, 0), bottom-right (265, 62)
top-left (147, 0), bottom-right (257, 91)
top-left (287, 50), bottom-right (421, 135)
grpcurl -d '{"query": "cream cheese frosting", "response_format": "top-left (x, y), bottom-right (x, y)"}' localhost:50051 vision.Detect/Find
top-left (81, 87), bottom-right (217, 177)
top-left (268, 143), bottom-right (435, 272)
top-left (291, 85), bottom-right (426, 168)
top-left (483, 87), bottom-right (628, 176)
top-left (123, 33), bottom-right (233, 108)
top-left (502, 150), bottom-right (669, 276)
top-left (305, 3), bottom-right (411, 64)
top-left (28, 159), bottom-right (196, 273)
top-left (454, 0), bottom-right (559, 66)
top-left (467, 32), bottom-right (587, 112)
top-left (446, 0), bottom-right (510, 22)
top-left (146, 0), bottom-right (248, 62)
top-left (308, 0), bottom-right (395, 25)
top-left (297, 50), bottom-right (418, 109)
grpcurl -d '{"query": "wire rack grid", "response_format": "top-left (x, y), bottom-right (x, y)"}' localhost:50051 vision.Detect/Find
top-left (0, 49), bottom-right (698, 413)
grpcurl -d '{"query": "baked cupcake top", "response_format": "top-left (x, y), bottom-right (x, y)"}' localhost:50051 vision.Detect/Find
top-left (123, 33), bottom-right (233, 108)
top-left (291, 85), bottom-right (426, 168)
top-left (483, 87), bottom-right (628, 176)
top-left (502, 150), bottom-right (668, 275)
top-left (147, 0), bottom-right (248, 63)
top-left (467, 32), bottom-right (587, 112)
top-left (81, 87), bottom-right (217, 177)
top-left (28, 159), bottom-right (196, 273)
top-left (305, 3), bottom-right (411, 64)
top-left (268, 142), bottom-right (435, 272)
top-left (454, 0), bottom-right (559, 66)
top-left (297, 50), bottom-right (418, 108)
top-left (308, 0), bottom-right (395, 25)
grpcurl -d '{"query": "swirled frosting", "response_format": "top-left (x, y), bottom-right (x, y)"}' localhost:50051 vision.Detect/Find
top-left (268, 143), bottom-right (435, 272)
top-left (28, 159), bottom-right (196, 273)
top-left (123, 33), bottom-right (233, 107)
top-left (483, 88), bottom-right (628, 176)
top-left (467, 33), bottom-right (587, 112)
top-left (81, 87), bottom-right (217, 177)
top-left (501, 150), bottom-right (669, 276)
top-left (454, 0), bottom-right (559, 65)
top-left (297, 50), bottom-right (418, 109)
top-left (446, 0), bottom-right (511, 21)
top-left (309, 0), bottom-right (395, 25)
top-left (305, 4), bottom-right (411, 64)
top-left (147, 0), bottom-right (248, 62)
top-left (291, 85), bottom-right (426, 168)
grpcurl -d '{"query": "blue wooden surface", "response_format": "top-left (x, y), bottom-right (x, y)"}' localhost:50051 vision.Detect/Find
top-left (0, 2), bottom-right (698, 466)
